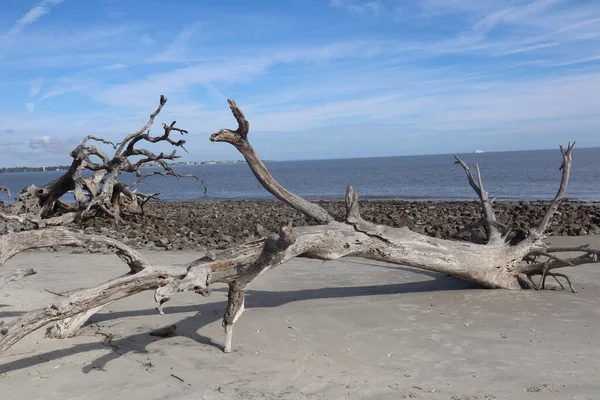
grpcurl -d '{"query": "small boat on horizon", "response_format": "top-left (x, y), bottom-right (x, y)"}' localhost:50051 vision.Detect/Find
top-left (473, 150), bottom-right (485, 154)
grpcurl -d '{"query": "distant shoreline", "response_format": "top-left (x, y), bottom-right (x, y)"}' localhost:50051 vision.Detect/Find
top-left (142, 196), bottom-right (600, 205)
top-left (0, 166), bottom-right (70, 174)
top-left (0, 160), bottom-right (276, 174)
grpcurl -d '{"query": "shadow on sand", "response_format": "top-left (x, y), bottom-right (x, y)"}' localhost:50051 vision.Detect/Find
top-left (0, 268), bottom-right (478, 375)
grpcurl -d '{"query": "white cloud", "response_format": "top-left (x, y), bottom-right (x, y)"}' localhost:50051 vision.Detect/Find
top-left (412, 0), bottom-right (600, 59)
top-left (29, 135), bottom-right (79, 153)
top-left (549, 55), bottom-right (600, 67)
top-left (93, 58), bottom-right (274, 109)
top-left (6, 0), bottom-right (66, 36)
top-left (146, 24), bottom-right (201, 63)
top-left (25, 103), bottom-right (35, 113)
top-left (92, 39), bottom-right (393, 109)
top-left (29, 78), bottom-right (43, 96)
top-left (2, 0), bottom-right (600, 165)
top-left (330, 0), bottom-right (382, 14)
top-left (97, 63), bottom-right (130, 70)
top-left (473, 0), bottom-right (565, 34)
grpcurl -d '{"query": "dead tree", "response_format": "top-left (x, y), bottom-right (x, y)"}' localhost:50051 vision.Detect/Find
top-left (1, 99), bottom-right (599, 357)
top-left (0, 96), bottom-right (203, 227)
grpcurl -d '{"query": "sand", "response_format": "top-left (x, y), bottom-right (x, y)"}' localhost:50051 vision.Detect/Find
top-left (1, 235), bottom-right (599, 399)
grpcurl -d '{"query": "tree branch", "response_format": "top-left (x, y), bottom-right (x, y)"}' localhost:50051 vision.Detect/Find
top-left (453, 158), bottom-right (502, 242)
top-left (0, 97), bottom-right (595, 360)
top-left (81, 136), bottom-right (118, 149)
top-left (0, 227), bottom-right (150, 272)
top-left (114, 95), bottom-right (168, 156)
top-left (210, 99), bottom-right (335, 224)
top-left (128, 171), bottom-right (207, 194)
top-left (534, 141), bottom-right (575, 236)
top-left (0, 186), bottom-right (11, 198)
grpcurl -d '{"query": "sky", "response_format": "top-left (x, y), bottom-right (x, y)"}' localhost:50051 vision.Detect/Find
top-left (1, 0), bottom-right (600, 167)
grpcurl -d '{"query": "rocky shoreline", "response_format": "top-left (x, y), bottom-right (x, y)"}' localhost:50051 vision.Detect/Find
top-left (2, 199), bottom-right (599, 252)
top-left (67, 199), bottom-right (600, 252)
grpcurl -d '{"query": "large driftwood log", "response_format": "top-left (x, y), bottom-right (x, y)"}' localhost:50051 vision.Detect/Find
top-left (1, 99), bottom-right (599, 357)
top-left (0, 96), bottom-right (204, 226)
top-left (0, 227), bottom-right (150, 338)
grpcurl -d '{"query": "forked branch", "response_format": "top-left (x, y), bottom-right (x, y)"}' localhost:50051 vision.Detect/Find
top-left (4, 95), bottom-right (204, 224)
top-left (114, 95), bottom-right (168, 156)
top-left (454, 158), bottom-right (502, 243)
top-left (534, 141), bottom-right (575, 237)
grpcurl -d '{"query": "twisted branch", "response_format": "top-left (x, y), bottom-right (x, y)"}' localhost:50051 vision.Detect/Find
top-left (210, 99), bottom-right (334, 224)
top-left (4, 95), bottom-right (204, 224)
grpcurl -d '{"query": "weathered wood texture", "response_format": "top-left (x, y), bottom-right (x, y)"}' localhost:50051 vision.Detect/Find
top-left (0, 96), bottom-right (204, 226)
top-left (0, 100), bottom-right (598, 357)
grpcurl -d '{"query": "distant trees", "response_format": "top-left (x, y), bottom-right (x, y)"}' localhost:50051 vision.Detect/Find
top-left (0, 165), bottom-right (70, 173)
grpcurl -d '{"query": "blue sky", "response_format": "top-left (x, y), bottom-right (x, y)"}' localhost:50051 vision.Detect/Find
top-left (1, 0), bottom-right (600, 166)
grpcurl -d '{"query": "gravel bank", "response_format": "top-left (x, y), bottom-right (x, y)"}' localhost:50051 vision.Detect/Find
top-left (61, 199), bottom-right (600, 251)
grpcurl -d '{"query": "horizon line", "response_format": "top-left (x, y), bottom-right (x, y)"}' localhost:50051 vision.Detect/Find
top-left (1, 144), bottom-right (597, 169)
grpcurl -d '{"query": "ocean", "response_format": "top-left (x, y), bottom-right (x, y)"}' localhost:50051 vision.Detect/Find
top-left (2, 147), bottom-right (600, 203)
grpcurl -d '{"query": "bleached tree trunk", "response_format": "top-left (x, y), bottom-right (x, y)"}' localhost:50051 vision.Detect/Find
top-left (45, 306), bottom-right (107, 339)
top-left (1, 99), bottom-right (598, 357)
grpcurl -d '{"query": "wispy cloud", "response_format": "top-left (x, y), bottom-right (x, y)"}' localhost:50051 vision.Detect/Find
top-left (6, 0), bottom-right (66, 36)
top-left (1, 0), bottom-right (600, 166)
top-left (549, 54), bottom-right (600, 66)
top-left (29, 78), bottom-right (43, 96)
top-left (330, 0), bottom-right (382, 14)
top-left (91, 38), bottom-right (402, 109)
top-left (472, 0), bottom-right (565, 34)
top-left (97, 63), bottom-right (130, 70)
top-left (29, 135), bottom-right (79, 153)
top-left (146, 24), bottom-right (201, 64)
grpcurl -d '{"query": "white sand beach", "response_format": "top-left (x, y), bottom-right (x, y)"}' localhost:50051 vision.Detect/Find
top-left (1, 235), bottom-right (599, 399)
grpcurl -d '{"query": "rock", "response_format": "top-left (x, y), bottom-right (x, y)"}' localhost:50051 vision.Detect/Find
top-left (156, 238), bottom-right (170, 248)
top-left (256, 223), bottom-right (268, 236)
top-left (10, 199), bottom-right (593, 252)
top-left (589, 224), bottom-right (600, 234)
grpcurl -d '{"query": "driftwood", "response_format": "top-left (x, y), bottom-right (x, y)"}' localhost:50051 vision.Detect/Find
top-left (0, 186), bottom-right (10, 206)
top-left (1, 99), bottom-right (599, 357)
top-left (0, 268), bottom-right (35, 290)
top-left (0, 96), bottom-right (204, 226)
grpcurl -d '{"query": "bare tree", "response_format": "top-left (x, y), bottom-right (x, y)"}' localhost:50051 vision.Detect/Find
top-left (0, 96), bottom-right (203, 227)
top-left (1, 99), bottom-right (599, 357)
